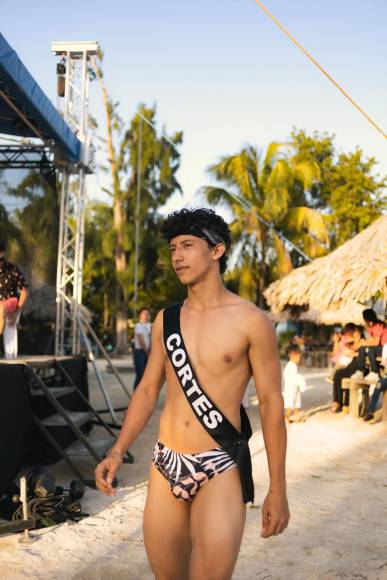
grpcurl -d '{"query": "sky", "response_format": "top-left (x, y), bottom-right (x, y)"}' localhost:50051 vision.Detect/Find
top-left (2, 0), bottom-right (386, 213)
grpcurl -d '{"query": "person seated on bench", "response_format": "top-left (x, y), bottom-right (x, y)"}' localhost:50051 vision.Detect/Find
top-left (331, 325), bottom-right (364, 413)
top-left (351, 309), bottom-right (387, 384)
top-left (364, 344), bottom-right (387, 422)
top-left (328, 323), bottom-right (357, 381)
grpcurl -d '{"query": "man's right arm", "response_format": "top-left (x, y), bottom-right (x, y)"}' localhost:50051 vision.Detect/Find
top-left (95, 310), bottom-right (165, 495)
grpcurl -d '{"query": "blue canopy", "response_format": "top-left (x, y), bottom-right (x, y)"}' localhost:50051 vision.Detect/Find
top-left (0, 34), bottom-right (80, 164)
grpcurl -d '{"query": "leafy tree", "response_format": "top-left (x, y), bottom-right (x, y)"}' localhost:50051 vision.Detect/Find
top-left (288, 129), bottom-right (335, 209)
top-left (289, 129), bottom-right (386, 246)
top-left (83, 202), bottom-right (116, 336)
top-left (327, 149), bottom-right (386, 246)
top-left (83, 201), bottom-right (185, 335)
top-left (0, 203), bottom-right (23, 250)
top-left (7, 171), bottom-right (59, 285)
top-left (201, 143), bottom-right (329, 306)
top-left (92, 52), bottom-right (183, 352)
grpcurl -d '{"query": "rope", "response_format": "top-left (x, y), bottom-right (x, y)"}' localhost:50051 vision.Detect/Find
top-left (137, 112), bottom-right (181, 152)
top-left (222, 188), bottom-right (312, 262)
top-left (254, 0), bottom-right (387, 140)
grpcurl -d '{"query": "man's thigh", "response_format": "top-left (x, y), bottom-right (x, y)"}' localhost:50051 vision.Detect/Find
top-left (143, 464), bottom-right (191, 580)
top-left (189, 466), bottom-right (246, 580)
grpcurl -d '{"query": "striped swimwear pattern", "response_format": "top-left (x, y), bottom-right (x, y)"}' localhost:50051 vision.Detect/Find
top-left (152, 439), bottom-right (237, 502)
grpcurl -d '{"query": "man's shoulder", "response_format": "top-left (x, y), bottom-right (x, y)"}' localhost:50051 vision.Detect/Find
top-left (7, 262), bottom-right (24, 276)
top-left (151, 309), bottom-right (165, 332)
top-left (230, 298), bottom-right (275, 345)
top-left (233, 298), bottom-right (273, 327)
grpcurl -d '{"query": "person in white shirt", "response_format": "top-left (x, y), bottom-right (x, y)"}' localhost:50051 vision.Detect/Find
top-left (133, 308), bottom-right (152, 390)
top-left (283, 344), bottom-right (306, 422)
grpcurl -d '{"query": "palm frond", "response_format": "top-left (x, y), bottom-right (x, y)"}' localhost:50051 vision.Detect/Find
top-left (200, 186), bottom-right (237, 208)
top-left (238, 260), bottom-right (257, 300)
top-left (281, 206), bottom-right (329, 244)
top-left (207, 153), bottom-right (252, 200)
top-left (272, 231), bottom-right (292, 276)
top-left (263, 160), bottom-right (292, 219)
top-left (263, 142), bottom-right (290, 169)
top-left (293, 161), bottom-right (321, 189)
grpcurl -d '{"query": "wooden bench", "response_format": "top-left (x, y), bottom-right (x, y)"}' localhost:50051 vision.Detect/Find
top-left (382, 387), bottom-right (387, 421)
top-left (342, 377), bottom-right (387, 420)
top-left (341, 378), bottom-right (370, 418)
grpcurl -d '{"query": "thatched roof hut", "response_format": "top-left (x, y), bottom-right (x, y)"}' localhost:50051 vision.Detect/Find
top-left (264, 215), bottom-right (387, 323)
top-left (268, 302), bottom-right (366, 326)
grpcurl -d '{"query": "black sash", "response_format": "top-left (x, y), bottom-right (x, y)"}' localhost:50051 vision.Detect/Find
top-left (163, 303), bottom-right (254, 504)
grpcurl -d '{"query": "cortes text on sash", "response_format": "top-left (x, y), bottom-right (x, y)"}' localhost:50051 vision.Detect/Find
top-left (166, 332), bottom-right (223, 429)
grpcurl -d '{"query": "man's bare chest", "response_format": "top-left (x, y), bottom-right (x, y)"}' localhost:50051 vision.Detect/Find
top-left (180, 310), bottom-right (249, 376)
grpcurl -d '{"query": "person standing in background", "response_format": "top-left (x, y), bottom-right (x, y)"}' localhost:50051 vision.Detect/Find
top-left (283, 344), bottom-right (306, 422)
top-left (0, 241), bottom-right (28, 358)
top-left (133, 307), bottom-right (152, 390)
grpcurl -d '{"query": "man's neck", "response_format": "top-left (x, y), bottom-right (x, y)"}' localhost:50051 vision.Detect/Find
top-left (185, 273), bottom-right (228, 311)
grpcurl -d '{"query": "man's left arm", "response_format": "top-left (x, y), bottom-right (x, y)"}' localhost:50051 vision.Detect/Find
top-left (16, 266), bottom-right (28, 314)
top-left (18, 287), bottom-right (28, 310)
top-left (247, 308), bottom-right (290, 538)
top-left (7, 287), bottom-right (28, 326)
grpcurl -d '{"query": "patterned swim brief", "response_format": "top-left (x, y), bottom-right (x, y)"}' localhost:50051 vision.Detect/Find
top-left (152, 439), bottom-right (237, 502)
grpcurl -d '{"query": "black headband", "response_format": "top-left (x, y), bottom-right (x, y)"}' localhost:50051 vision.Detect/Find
top-left (168, 225), bottom-right (226, 246)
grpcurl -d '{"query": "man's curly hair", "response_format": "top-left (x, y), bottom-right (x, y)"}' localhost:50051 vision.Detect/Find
top-left (160, 208), bottom-right (231, 274)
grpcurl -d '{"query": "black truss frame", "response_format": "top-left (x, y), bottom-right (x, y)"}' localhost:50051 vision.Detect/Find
top-left (0, 145), bottom-right (54, 169)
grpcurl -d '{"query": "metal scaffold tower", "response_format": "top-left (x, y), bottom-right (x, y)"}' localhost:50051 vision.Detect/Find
top-left (52, 41), bottom-right (98, 355)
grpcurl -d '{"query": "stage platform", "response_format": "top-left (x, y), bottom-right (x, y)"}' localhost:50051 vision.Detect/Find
top-left (0, 355), bottom-right (77, 367)
top-left (0, 355), bottom-right (89, 495)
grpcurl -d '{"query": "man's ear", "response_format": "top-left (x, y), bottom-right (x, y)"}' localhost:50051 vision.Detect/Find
top-left (212, 243), bottom-right (226, 263)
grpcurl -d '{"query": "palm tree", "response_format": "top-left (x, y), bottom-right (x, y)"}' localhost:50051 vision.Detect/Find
top-left (0, 203), bottom-right (24, 250)
top-left (8, 171), bottom-right (59, 285)
top-left (201, 143), bottom-right (329, 307)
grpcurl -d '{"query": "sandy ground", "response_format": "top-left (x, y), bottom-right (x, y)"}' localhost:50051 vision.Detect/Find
top-left (0, 362), bottom-right (386, 580)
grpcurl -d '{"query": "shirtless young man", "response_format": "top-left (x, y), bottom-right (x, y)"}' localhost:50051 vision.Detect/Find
top-left (95, 208), bottom-right (289, 579)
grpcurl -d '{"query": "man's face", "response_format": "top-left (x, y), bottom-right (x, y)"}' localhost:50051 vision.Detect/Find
top-left (139, 309), bottom-right (150, 323)
top-left (169, 235), bottom-right (222, 284)
top-left (290, 351), bottom-right (301, 365)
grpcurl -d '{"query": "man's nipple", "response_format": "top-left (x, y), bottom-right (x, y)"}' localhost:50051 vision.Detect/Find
top-left (223, 354), bottom-right (232, 364)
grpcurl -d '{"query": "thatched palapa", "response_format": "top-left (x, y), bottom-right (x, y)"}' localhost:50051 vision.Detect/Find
top-left (268, 302), bottom-right (366, 325)
top-left (264, 215), bottom-right (387, 321)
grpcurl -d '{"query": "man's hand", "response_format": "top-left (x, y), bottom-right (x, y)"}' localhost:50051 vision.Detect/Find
top-left (95, 451), bottom-right (123, 496)
top-left (261, 488), bottom-right (290, 538)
